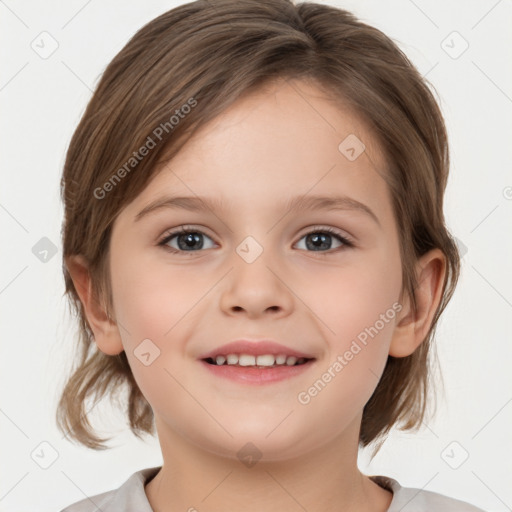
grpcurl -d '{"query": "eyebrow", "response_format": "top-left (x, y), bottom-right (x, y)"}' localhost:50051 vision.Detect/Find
top-left (134, 194), bottom-right (380, 226)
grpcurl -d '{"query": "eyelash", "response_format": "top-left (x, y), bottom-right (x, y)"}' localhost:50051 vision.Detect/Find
top-left (157, 225), bottom-right (355, 255)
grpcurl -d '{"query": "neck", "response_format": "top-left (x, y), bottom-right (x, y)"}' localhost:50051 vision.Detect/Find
top-left (145, 417), bottom-right (393, 512)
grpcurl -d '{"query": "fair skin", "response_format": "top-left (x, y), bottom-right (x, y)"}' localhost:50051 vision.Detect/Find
top-left (67, 78), bottom-right (446, 512)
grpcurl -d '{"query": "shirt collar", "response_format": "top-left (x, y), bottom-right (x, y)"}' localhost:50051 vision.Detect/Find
top-left (102, 467), bottom-right (402, 512)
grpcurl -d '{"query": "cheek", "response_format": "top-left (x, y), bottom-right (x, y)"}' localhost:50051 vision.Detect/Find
top-left (311, 244), bottom-right (402, 347)
top-left (109, 251), bottom-right (211, 433)
top-left (108, 248), bottom-right (217, 406)
top-left (295, 257), bottom-right (402, 432)
top-left (110, 249), bottom-right (206, 345)
top-left (305, 245), bottom-right (402, 402)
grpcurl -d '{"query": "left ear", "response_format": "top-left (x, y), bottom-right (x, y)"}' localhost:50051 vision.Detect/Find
top-left (389, 248), bottom-right (447, 357)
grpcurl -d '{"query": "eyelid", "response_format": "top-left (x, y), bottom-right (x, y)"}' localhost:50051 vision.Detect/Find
top-left (296, 224), bottom-right (354, 243)
top-left (158, 225), bottom-right (218, 246)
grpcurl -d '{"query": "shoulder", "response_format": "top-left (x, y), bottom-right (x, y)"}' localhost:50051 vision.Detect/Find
top-left (59, 466), bottom-right (161, 512)
top-left (370, 475), bottom-right (487, 512)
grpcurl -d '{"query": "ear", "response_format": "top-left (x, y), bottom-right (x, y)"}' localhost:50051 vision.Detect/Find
top-left (389, 248), bottom-right (447, 357)
top-left (65, 255), bottom-right (124, 356)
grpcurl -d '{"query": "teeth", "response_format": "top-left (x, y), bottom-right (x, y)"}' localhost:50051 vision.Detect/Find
top-left (210, 354), bottom-right (309, 367)
top-left (238, 354), bottom-right (255, 366)
top-left (256, 354), bottom-right (275, 366)
top-left (226, 354), bottom-right (239, 365)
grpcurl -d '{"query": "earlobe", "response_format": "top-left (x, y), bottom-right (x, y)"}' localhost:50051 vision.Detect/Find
top-left (65, 255), bottom-right (124, 356)
top-left (389, 248), bottom-right (447, 357)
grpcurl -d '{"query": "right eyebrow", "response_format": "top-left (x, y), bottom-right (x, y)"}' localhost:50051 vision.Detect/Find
top-left (134, 195), bottom-right (225, 222)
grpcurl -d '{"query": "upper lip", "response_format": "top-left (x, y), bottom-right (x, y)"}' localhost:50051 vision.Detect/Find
top-left (198, 340), bottom-right (315, 360)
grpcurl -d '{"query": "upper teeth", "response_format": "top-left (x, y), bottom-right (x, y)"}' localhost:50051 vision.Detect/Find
top-left (213, 354), bottom-right (307, 366)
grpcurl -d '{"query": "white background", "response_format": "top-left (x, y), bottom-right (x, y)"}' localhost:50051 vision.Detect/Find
top-left (1, 0), bottom-right (511, 510)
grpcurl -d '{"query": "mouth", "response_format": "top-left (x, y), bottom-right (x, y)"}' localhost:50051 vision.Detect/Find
top-left (198, 339), bottom-right (317, 384)
top-left (202, 353), bottom-right (314, 368)
top-left (200, 353), bottom-right (316, 385)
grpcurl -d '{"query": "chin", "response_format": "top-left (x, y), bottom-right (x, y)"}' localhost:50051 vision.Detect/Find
top-left (192, 417), bottom-right (318, 463)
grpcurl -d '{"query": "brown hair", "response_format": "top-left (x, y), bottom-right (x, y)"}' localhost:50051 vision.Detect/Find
top-left (56, 0), bottom-right (460, 453)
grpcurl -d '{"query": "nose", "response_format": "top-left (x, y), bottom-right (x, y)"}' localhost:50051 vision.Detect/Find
top-left (218, 244), bottom-right (294, 320)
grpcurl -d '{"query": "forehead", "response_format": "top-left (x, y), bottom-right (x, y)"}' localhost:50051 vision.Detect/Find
top-left (186, 77), bottom-right (385, 167)
top-left (120, 78), bottom-right (392, 225)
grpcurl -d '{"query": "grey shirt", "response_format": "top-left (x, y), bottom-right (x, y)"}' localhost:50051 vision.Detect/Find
top-left (60, 466), bottom-right (486, 511)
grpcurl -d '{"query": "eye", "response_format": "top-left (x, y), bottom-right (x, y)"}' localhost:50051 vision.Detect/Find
top-left (158, 225), bottom-right (354, 254)
top-left (295, 226), bottom-right (354, 253)
top-left (158, 226), bottom-right (216, 253)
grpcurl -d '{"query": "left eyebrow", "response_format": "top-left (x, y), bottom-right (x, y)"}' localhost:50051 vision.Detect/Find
top-left (134, 194), bottom-right (380, 227)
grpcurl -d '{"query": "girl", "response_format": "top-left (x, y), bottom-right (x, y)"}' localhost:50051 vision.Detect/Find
top-left (57, 0), bottom-right (485, 510)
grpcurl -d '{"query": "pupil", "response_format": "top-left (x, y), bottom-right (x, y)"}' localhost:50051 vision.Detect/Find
top-left (179, 232), bottom-right (203, 250)
top-left (307, 233), bottom-right (330, 251)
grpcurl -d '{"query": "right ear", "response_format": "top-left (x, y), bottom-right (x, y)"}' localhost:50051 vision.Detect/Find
top-left (65, 255), bottom-right (124, 356)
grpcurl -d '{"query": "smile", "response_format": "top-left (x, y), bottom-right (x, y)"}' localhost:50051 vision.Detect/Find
top-left (200, 355), bottom-right (316, 385)
top-left (203, 353), bottom-right (312, 367)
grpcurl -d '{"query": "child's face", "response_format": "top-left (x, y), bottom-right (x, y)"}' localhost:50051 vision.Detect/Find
top-left (107, 79), bottom-right (404, 460)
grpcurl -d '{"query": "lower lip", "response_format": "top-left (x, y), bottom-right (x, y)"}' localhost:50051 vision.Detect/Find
top-left (199, 359), bottom-right (315, 385)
